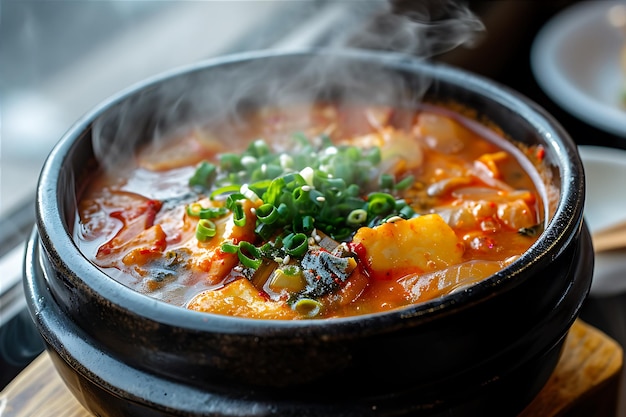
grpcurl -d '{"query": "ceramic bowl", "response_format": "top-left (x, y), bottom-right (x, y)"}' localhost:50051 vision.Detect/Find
top-left (531, 0), bottom-right (626, 138)
top-left (23, 49), bottom-right (593, 417)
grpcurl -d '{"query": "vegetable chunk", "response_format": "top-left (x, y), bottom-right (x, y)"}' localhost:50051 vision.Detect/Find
top-left (188, 278), bottom-right (298, 319)
top-left (352, 214), bottom-right (464, 279)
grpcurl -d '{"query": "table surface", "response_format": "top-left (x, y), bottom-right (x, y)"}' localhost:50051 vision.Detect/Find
top-left (0, 319), bottom-right (622, 417)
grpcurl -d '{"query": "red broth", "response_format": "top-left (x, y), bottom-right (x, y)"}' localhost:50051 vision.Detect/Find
top-left (74, 103), bottom-right (547, 319)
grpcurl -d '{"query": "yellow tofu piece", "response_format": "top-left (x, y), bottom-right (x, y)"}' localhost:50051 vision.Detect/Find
top-left (187, 279), bottom-right (298, 320)
top-left (352, 214), bottom-right (464, 278)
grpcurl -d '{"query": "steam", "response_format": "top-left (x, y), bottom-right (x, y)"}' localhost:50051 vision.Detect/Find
top-left (91, 0), bottom-right (486, 172)
top-left (346, 0), bottom-right (485, 57)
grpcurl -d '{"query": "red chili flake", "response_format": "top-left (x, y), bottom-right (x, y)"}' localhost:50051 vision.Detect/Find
top-left (140, 246), bottom-right (162, 255)
top-left (146, 199), bottom-right (162, 210)
top-left (536, 146), bottom-right (546, 161)
top-left (258, 290), bottom-right (270, 301)
top-left (110, 210), bottom-right (124, 221)
top-left (144, 200), bottom-right (162, 227)
top-left (348, 242), bottom-right (366, 260)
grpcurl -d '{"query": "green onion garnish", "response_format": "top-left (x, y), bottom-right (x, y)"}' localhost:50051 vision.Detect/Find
top-left (189, 133), bottom-right (420, 262)
top-left (226, 193), bottom-right (247, 227)
top-left (300, 215), bottom-right (315, 233)
top-left (237, 241), bottom-right (262, 269)
top-left (367, 192), bottom-right (396, 215)
top-left (221, 241), bottom-right (239, 253)
top-left (210, 184), bottom-right (241, 200)
top-left (347, 209), bottom-right (368, 225)
top-left (256, 203), bottom-right (280, 224)
top-left (186, 203), bottom-right (228, 219)
top-left (283, 233), bottom-right (308, 257)
top-left (248, 139), bottom-right (271, 157)
top-left (379, 173), bottom-right (394, 190)
top-left (293, 298), bottom-right (323, 317)
top-left (399, 205), bottom-right (417, 219)
top-left (394, 175), bottom-right (415, 191)
top-left (195, 219), bottom-right (217, 242)
top-left (219, 153), bottom-right (243, 171)
top-left (189, 161), bottom-right (216, 190)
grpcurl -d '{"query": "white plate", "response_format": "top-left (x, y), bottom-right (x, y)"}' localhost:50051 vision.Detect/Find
top-left (579, 145), bottom-right (626, 295)
top-left (531, 1), bottom-right (626, 138)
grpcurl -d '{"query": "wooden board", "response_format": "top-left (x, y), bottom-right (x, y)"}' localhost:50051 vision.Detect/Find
top-left (0, 319), bottom-right (622, 417)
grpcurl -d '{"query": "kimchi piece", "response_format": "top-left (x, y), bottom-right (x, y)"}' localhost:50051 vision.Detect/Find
top-left (75, 104), bottom-right (547, 319)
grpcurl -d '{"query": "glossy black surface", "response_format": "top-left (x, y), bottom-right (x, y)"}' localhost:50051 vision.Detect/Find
top-left (25, 224), bottom-right (594, 416)
top-left (25, 49), bottom-right (593, 416)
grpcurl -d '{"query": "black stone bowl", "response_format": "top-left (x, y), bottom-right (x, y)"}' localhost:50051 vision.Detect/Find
top-left (23, 49), bottom-right (593, 417)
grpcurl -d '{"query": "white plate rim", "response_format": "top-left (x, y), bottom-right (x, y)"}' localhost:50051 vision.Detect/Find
top-left (578, 144), bottom-right (626, 295)
top-left (531, 1), bottom-right (626, 138)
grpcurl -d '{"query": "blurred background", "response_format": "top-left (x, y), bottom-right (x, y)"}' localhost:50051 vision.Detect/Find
top-left (1, 0), bottom-right (626, 411)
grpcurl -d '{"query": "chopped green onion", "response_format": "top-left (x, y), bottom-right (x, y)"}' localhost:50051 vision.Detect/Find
top-left (255, 222), bottom-right (276, 241)
top-left (367, 192), bottom-right (396, 215)
top-left (276, 203), bottom-right (290, 217)
top-left (195, 219), bottom-right (217, 242)
top-left (232, 205), bottom-right (246, 227)
top-left (365, 147), bottom-right (381, 164)
top-left (237, 241), bottom-right (262, 269)
top-left (344, 184), bottom-right (360, 197)
top-left (219, 153), bottom-right (243, 171)
top-left (394, 199), bottom-right (407, 210)
top-left (394, 175), bottom-right (415, 190)
top-left (256, 203), bottom-right (280, 224)
top-left (186, 203), bottom-right (228, 219)
top-left (379, 173), bottom-right (394, 190)
top-left (247, 179), bottom-right (272, 196)
top-left (240, 155), bottom-right (258, 168)
top-left (307, 189), bottom-right (326, 206)
top-left (186, 203), bottom-right (203, 217)
top-left (226, 193), bottom-right (247, 227)
top-left (300, 215), bottom-right (315, 233)
top-left (210, 184), bottom-right (242, 200)
top-left (200, 207), bottom-right (228, 219)
top-left (248, 139), bottom-right (270, 157)
top-left (189, 161), bottom-right (216, 190)
top-left (347, 209), bottom-right (368, 225)
top-left (321, 177), bottom-right (346, 191)
top-left (332, 160), bottom-right (356, 185)
top-left (345, 146), bottom-right (361, 161)
top-left (292, 187), bottom-right (310, 207)
top-left (240, 184), bottom-right (261, 203)
top-left (251, 164), bottom-right (281, 181)
top-left (293, 298), bottom-right (323, 317)
top-left (332, 227), bottom-right (352, 240)
top-left (283, 233), bottom-right (308, 257)
top-left (221, 241), bottom-right (240, 253)
top-left (399, 205), bottom-right (417, 219)
top-left (263, 177), bottom-right (286, 206)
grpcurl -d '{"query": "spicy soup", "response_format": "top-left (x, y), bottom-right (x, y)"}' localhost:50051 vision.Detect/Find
top-left (74, 103), bottom-right (546, 320)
